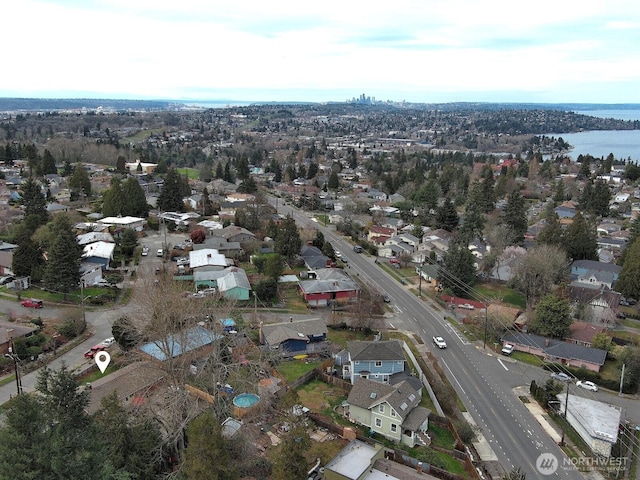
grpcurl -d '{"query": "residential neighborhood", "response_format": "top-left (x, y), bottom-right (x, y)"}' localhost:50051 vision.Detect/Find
top-left (0, 102), bottom-right (639, 480)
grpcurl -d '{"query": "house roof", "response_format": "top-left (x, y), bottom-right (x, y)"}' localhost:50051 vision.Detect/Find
top-left (402, 406), bottom-right (431, 431)
top-left (83, 241), bottom-right (115, 260)
top-left (346, 377), bottom-right (422, 421)
top-left (217, 225), bottom-right (256, 240)
top-left (568, 285), bottom-right (621, 309)
top-left (558, 394), bottom-right (620, 444)
top-left (0, 321), bottom-right (37, 344)
top-left (189, 249), bottom-right (227, 268)
top-left (571, 259), bottom-right (622, 275)
top-left (568, 321), bottom-right (606, 344)
top-left (299, 268), bottom-right (359, 294)
top-left (139, 326), bottom-right (222, 361)
top-left (502, 332), bottom-right (607, 366)
top-left (347, 340), bottom-right (404, 362)
top-left (217, 268), bottom-right (250, 292)
top-left (261, 317), bottom-right (327, 346)
top-left (77, 231), bottom-right (114, 245)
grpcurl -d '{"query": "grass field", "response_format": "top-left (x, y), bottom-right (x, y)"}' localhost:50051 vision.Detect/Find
top-left (177, 167), bottom-right (199, 179)
top-left (277, 359), bottom-right (320, 383)
top-left (474, 283), bottom-right (526, 309)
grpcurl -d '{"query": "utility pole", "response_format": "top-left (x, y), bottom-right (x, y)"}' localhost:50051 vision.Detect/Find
top-left (5, 333), bottom-right (23, 396)
top-left (483, 303), bottom-right (489, 349)
top-left (560, 379), bottom-right (571, 446)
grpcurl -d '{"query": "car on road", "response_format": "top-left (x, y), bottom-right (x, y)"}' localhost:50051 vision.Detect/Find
top-left (21, 298), bottom-right (43, 308)
top-left (382, 294), bottom-right (391, 303)
top-left (551, 372), bottom-right (572, 382)
top-left (353, 245), bottom-right (363, 253)
top-left (432, 336), bottom-right (447, 349)
top-left (157, 248), bottom-right (164, 257)
top-left (458, 303), bottom-right (475, 310)
top-left (101, 337), bottom-right (116, 348)
top-left (576, 380), bottom-right (598, 392)
top-left (141, 245), bottom-right (149, 256)
top-left (84, 344), bottom-right (106, 359)
top-left (501, 344), bottom-right (514, 355)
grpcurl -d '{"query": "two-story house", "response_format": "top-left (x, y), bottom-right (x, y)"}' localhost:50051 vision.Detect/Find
top-left (343, 340), bottom-right (406, 384)
top-left (345, 376), bottom-right (430, 447)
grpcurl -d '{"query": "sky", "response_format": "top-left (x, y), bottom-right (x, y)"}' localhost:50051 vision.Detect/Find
top-left (3, 0), bottom-right (640, 104)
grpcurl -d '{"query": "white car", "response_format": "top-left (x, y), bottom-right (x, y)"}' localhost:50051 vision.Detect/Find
top-left (157, 248), bottom-right (164, 257)
top-left (432, 336), bottom-right (447, 349)
top-left (141, 246), bottom-right (149, 256)
top-left (459, 303), bottom-right (475, 310)
top-left (101, 337), bottom-right (115, 348)
top-left (576, 380), bottom-right (598, 392)
top-left (501, 344), bottom-right (514, 355)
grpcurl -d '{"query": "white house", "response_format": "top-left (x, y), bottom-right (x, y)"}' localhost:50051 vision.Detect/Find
top-left (189, 249), bottom-right (228, 270)
top-left (98, 216), bottom-right (147, 231)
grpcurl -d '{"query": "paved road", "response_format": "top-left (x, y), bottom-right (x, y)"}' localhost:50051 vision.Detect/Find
top-left (273, 197), bottom-right (605, 479)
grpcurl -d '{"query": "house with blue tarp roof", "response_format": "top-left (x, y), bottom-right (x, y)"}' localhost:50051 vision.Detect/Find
top-left (139, 326), bottom-right (222, 361)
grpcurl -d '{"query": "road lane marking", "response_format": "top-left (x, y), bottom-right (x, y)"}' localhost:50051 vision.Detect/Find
top-left (498, 359), bottom-right (509, 371)
top-left (442, 359), bottom-right (466, 396)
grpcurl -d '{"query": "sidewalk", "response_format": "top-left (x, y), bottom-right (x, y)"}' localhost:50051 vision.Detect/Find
top-left (515, 386), bottom-right (563, 444)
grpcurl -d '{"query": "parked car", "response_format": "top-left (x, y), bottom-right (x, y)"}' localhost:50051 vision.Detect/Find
top-left (432, 336), bottom-right (447, 349)
top-left (551, 372), bottom-right (572, 382)
top-left (94, 279), bottom-right (112, 287)
top-left (459, 303), bottom-right (475, 310)
top-left (576, 380), bottom-right (598, 392)
top-left (84, 344), bottom-right (106, 359)
top-left (101, 337), bottom-right (116, 348)
top-left (389, 257), bottom-right (399, 264)
top-left (501, 344), bottom-right (514, 355)
top-left (21, 298), bottom-right (43, 308)
top-left (0, 275), bottom-right (15, 285)
top-left (141, 245), bottom-right (149, 256)
top-left (157, 248), bottom-right (164, 257)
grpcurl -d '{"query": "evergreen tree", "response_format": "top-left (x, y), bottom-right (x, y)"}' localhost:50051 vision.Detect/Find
top-left (327, 171), bottom-right (340, 190)
top-left (563, 212), bottom-right (598, 261)
top-left (41, 149), bottom-right (57, 175)
top-left (39, 366), bottom-right (112, 479)
top-left (591, 178), bottom-right (611, 217)
top-left (12, 232), bottom-right (45, 281)
top-left (458, 202), bottom-right (485, 243)
top-left (119, 228), bottom-right (138, 257)
top-left (435, 197), bottom-right (459, 232)
top-left (69, 162), bottom-right (92, 197)
top-left (532, 293), bottom-right (572, 339)
top-left (274, 215), bottom-right (302, 264)
top-left (201, 187), bottom-right (215, 216)
top-left (616, 238), bottom-right (640, 300)
top-left (0, 391), bottom-right (50, 479)
top-left (158, 168), bottom-right (186, 212)
top-left (183, 411), bottom-right (238, 480)
top-left (536, 211), bottom-right (563, 247)
top-left (116, 155), bottom-right (126, 173)
top-left (215, 162), bottom-right (224, 179)
top-left (94, 392), bottom-right (162, 479)
top-left (101, 177), bottom-right (124, 217)
top-left (155, 158), bottom-right (168, 174)
top-left (122, 177), bottom-right (149, 217)
top-left (271, 423), bottom-right (311, 480)
top-left (502, 189), bottom-right (527, 245)
top-left (43, 215), bottom-right (83, 298)
top-left (20, 177), bottom-right (49, 227)
top-left (441, 241), bottom-right (477, 297)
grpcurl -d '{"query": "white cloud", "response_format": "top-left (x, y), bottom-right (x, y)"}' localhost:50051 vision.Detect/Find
top-left (2, 0), bottom-right (640, 102)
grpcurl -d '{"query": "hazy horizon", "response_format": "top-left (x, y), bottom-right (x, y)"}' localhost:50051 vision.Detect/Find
top-left (3, 1), bottom-right (640, 104)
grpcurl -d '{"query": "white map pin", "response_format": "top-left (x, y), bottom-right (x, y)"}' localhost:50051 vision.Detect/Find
top-left (95, 351), bottom-right (111, 373)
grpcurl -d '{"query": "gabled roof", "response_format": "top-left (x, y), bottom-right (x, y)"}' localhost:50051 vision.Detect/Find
top-left (346, 377), bottom-right (422, 421)
top-left (571, 260), bottom-right (622, 275)
top-left (347, 340), bottom-right (404, 362)
top-left (139, 326), bottom-right (223, 361)
top-left (189, 249), bottom-right (227, 268)
top-left (261, 317), bottom-right (327, 346)
top-left (217, 268), bottom-right (250, 292)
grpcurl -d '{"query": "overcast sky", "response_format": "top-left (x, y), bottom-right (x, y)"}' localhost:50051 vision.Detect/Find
top-left (3, 0), bottom-right (640, 104)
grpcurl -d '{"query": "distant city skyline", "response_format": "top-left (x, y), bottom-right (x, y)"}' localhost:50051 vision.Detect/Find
top-left (3, 1), bottom-right (640, 104)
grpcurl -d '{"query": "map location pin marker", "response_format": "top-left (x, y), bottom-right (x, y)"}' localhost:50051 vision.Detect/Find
top-left (95, 351), bottom-right (111, 373)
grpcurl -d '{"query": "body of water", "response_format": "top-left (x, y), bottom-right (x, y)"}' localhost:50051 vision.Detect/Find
top-left (550, 109), bottom-right (640, 162)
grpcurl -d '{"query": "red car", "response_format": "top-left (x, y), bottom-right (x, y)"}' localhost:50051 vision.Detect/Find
top-left (21, 298), bottom-right (44, 308)
top-left (83, 344), bottom-right (106, 359)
